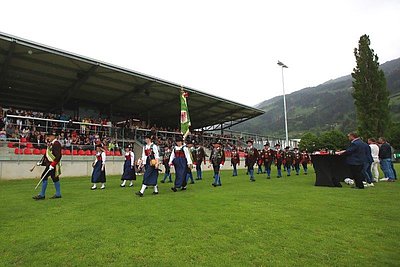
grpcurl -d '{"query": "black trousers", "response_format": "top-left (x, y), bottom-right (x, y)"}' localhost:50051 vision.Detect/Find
top-left (349, 164), bottom-right (364, 188)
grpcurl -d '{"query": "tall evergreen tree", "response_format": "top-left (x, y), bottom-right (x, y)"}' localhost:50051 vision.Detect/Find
top-left (352, 34), bottom-right (390, 138)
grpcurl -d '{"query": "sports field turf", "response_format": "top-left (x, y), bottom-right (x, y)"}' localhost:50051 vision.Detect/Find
top-left (1, 165), bottom-right (399, 266)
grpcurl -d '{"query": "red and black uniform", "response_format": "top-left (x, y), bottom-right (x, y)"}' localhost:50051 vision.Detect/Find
top-left (210, 145), bottom-right (225, 186)
top-left (262, 148), bottom-right (275, 178)
top-left (34, 137), bottom-right (62, 199)
top-left (301, 151), bottom-right (311, 174)
top-left (230, 149), bottom-right (240, 176)
top-left (194, 145), bottom-right (206, 180)
top-left (283, 150), bottom-right (294, 176)
top-left (41, 139), bottom-right (62, 182)
top-left (245, 146), bottom-right (259, 180)
top-left (293, 149), bottom-right (302, 175)
top-left (275, 147), bottom-right (284, 178)
top-left (256, 151), bottom-right (264, 174)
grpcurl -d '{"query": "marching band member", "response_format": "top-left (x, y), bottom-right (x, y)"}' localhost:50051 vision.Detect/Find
top-left (194, 141), bottom-right (206, 180)
top-left (161, 145), bottom-right (173, 183)
top-left (169, 135), bottom-right (192, 192)
top-left (32, 132), bottom-right (62, 200)
top-left (120, 144), bottom-right (136, 187)
top-left (210, 140), bottom-right (225, 187)
top-left (245, 139), bottom-right (258, 182)
top-left (91, 144), bottom-right (106, 190)
top-left (275, 143), bottom-right (284, 178)
top-left (136, 134), bottom-right (160, 197)
top-left (231, 147), bottom-right (240, 176)
top-left (262, 142), bottom-right (275, 179)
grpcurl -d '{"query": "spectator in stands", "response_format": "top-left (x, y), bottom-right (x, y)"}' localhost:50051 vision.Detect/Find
top-left (5, 124), bottom-right (14, 138)
top-left (0, 127), bottom-right (6, 141)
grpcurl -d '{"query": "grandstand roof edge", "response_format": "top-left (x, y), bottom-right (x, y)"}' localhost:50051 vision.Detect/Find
top-left (0, 31), bottom-right (264, 115)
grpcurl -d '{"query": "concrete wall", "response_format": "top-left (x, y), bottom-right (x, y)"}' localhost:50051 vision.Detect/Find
top-left (0, 156), bottom-right (248, 180)
top-left (0, 156), bottom-right (125, 180)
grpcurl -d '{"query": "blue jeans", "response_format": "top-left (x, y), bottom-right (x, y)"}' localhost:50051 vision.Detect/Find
top-left (232, 164), bottom-right (238, 176)
top-left (363, 162), bottom-right (373, 183)
top-left (196, 164), bottom-right (202, 179)
top-left (380, 159), bottom-right (395, 180)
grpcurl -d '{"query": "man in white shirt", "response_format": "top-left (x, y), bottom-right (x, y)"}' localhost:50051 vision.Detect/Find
top-left (368, 138), bottom-right (380, 182)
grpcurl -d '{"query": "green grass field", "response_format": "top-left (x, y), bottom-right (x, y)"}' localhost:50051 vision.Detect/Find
top-left (1, 165), bottom-right (399, 266)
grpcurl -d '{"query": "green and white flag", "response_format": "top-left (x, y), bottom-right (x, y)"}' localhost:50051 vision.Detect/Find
top-left (180, 89), bottom-right (191, 139)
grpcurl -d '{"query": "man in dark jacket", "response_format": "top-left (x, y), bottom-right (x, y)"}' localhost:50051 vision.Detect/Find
top-left (336, 132), bottom-right (367, 189)
top-left (378, 137), bottom-right (395, 182)
top-left (33, 132), bottom-right (62, 200)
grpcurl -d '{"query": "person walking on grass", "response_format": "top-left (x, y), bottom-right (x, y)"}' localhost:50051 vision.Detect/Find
top-left (169, 135), bottom-right (192, 192)
top-left (274, 143), bottom-right (284, 178)
top-left (231, 147), bottom-right (240, 176)
top-left (120, 144), bottom-right (136, 187)
top-left (161, 145), bottom-right (173, 183)
top-left (245, 139), bottom-right (258, 182)
top-left (136, 134), bottom-right (160, 197)
top-left (261, 142), bottom-right (275, 179)
top-left (194, 141), bottom-right (206, 180)
top-left (91, 144), bottom-right (106, 190)
top-left (185, 139), bottom-right (195, 184)
top-left (210, 139), bottom-right (225, 186)
top-left (32, 132), bottom-right (62, 200)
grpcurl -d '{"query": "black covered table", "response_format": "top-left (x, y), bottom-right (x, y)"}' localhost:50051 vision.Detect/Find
top-left (311, 155), bottom-right (352, 187)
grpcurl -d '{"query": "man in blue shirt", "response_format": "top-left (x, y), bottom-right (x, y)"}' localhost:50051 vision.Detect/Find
top-left (337, 132), bottom-right (368, 189)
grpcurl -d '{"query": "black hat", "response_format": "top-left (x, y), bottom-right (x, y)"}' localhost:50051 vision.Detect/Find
top-left (246, 139), bottom-right (254, 144)
top-left (95, 143), bottom-right (103, 149)
top-left (144, 133), bottom-right (152, 139)
top-left (125, 144), bottom-right (133, 149)
top-left (294, 147), bottom-right (299, 150)
top-left (175, 135), bottom-right (183, 142)
top-left (275, 143), bottom-right (281, 147)
top-left (285, 146), bottom-right (290, 149)
top-left (264, 142), bottom-right (270, 146)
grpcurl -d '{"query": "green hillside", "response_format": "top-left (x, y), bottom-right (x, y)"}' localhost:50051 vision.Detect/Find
top-left (235, 58), bottom-right (400, 137)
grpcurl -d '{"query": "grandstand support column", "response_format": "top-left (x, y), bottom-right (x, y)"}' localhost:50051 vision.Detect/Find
top-left (220, 123), bottom-right (224, 136)
top-left (109, 104), bottom-right (113, 121)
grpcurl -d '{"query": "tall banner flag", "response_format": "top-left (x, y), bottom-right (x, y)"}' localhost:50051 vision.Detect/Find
top-left (180, 88), bottom-right (191, 139)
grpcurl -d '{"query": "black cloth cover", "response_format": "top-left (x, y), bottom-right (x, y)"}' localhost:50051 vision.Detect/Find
top-left (311, 155), bottom-right (352, 187)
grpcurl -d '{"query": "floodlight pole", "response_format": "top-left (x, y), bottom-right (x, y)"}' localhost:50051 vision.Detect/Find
top-left (277, 61), bottom-right (289, 147)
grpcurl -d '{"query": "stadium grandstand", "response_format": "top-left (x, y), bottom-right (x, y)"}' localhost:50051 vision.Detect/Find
top-left (0, 32), bottom-right (298, 180)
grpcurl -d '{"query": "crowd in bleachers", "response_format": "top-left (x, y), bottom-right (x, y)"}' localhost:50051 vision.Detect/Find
top-left (1, 106), bottom-right (252, 157)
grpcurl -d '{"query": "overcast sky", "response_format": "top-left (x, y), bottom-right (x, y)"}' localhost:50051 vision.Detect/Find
top-left (1, 0), bottom-right (399, 107)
